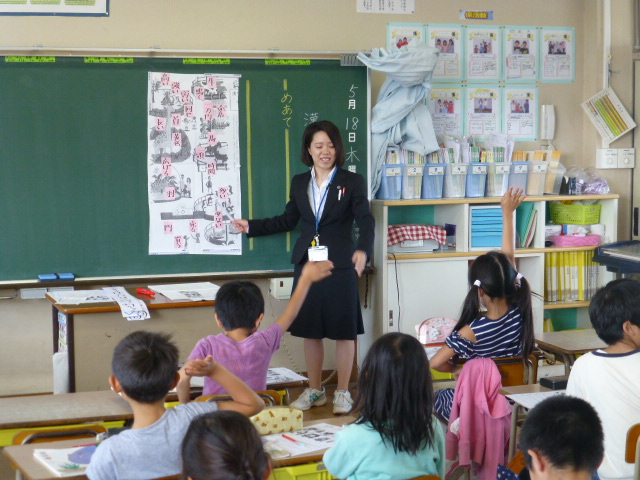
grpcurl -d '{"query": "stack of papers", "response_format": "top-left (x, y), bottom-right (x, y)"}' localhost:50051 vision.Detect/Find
top-left (33, 445), bottom-right (96, 477)
top-left (506, 390), bottom-right (565, 409)
top-left (151, 282), bottom-right (220, 301)
top-left (516, 202), bottom-right (537, 248)
top-left (262, 423), bottom-right (342, 458)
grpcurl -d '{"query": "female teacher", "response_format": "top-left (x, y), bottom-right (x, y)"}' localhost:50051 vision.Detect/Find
top-left (233, 120), bottom-right (375, 414)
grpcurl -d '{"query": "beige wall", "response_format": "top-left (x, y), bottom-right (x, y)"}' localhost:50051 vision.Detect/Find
top-left (0, 0), bottom-right (634, 395)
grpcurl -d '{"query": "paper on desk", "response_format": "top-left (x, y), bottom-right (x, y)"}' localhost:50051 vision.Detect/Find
top-left (102, 287), bottom-right (150, 321)
top-left (506, 390), bottom-right (565, 410)
top-left (151, 282), bottom-right (220, 301)
top-left (266, 368), bottom-right (308, 385)
top-left (262, 423), bottom-right (342, 456)
top-left (48, 290), bottom-right (114, 304)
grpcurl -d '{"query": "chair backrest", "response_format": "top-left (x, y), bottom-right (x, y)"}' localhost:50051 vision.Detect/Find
top-left (408, 476), bottom-right (441, 480)
top-left (626, 423), bottom-right (640, 480)
top-left (13, 424), bottom-right (108, 445)
top-left (508, 450), bottom-right (527, 474)
top-left (196, 389), bottom-right (282, 406)
top-left (493, 355), bottom-right (537, 386)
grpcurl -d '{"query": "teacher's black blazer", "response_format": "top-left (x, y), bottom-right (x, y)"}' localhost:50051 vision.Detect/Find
top-left (247, 168), bottom-right (375, 269)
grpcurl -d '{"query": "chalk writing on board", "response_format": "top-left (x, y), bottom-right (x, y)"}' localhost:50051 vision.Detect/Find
top-left (147, 72), bottom-right (242, 255)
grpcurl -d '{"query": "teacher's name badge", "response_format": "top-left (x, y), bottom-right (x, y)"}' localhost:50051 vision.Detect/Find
top-left (308, 246), bottom-right (329, 261)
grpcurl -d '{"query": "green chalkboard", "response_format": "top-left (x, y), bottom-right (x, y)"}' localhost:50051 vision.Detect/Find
top-left (0, 56), bottom-right (368, 282)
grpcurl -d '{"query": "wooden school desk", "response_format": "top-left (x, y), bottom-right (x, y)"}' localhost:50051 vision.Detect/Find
top-left (534, 329), bottom-right (606, 375)
top-left (3, 415), bottom-right (355, 480)
top-left (47, 289), bottom-right (215, 392)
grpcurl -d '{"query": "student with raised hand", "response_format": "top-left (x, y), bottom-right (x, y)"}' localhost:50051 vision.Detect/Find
top-left (566, 278), bottom-right (640, 480)
top-left (497, 395), bottom-right (605, 480)
top-left (323, 332), bottom-right (445, 480)
top-left (176, 260), bottom-right (333, 402)
top-left (87, 331), bottom-right (263, 480)
top-left (430, 187), bottom-right (535, 421)
top-left (181, 410), bottom-right (271, 480)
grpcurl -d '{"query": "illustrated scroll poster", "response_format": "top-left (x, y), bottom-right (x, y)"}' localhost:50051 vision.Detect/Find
top-left (466, 85), bottom-right (501, 141)
top-left (504, 26), bottom-right (537, 82)
top-left (465, 26), bottom-right (501, 82)
top-left (427, 24), bottom-right (463, 82)
top-left (387, 23), bottom-right (425, 50)
top-left (147, 72), bottom-right (242, 255)
top-left (429, 86), bottom-right (464, 138)
top-left (540, 27), bottom-right (575, 83)
top-left (504, 86), bottom-right (537, 141)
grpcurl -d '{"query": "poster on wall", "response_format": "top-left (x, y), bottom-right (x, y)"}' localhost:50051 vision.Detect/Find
top-left (503, 86), bottom-right (538, 141)
top-left (465, 26), bottom-right (501, 82)
top-left (504, 26), bottom-right (537, 82)
top-left (147, 72), bottom-right (243, 256)
top-left (465, 85), bottom-right (501, 141)
top-left (387, 23), bottom-right (425, 50)
top-left (427, 24), bottom-right (464, 82)
top-left (358, 0), bottom-right (415, 14)
top-left (0, 0), bottom-right (108, 16)
top-left (540, 27), bottom-right (575, 83)
top-left (428, 86), bottom-right (465, 138)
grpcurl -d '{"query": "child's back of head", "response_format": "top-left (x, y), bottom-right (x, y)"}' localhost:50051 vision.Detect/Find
top-left (354, 332), bottom-right (436, 455)
top-left (520, 395), bottom-right (604, 478)
top-left (215, 281), bottom-right (265, 331)
top-left (112, 330), bottom-right (178, 403)
top-left (182, 410), bottom-right (269, 480)
top-left (589, 278), bottom-right (640, 345)
top-left (457, 250), bottom-right (535, 356)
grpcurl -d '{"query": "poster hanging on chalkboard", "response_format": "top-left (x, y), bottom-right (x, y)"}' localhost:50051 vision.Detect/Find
top-left (147, 72), bottom-right (242, 255)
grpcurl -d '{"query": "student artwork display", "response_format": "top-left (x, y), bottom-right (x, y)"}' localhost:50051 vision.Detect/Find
top-left (387, 23), bottom-right (425, 50)
top-left (427, 24), bottom-right (464, 82)
top-left (147, 72), bottom-right (242, 255)
top-left (465, 26), bottom-right (501, 82)
top-left (466, 86), bottom-right (501, 140)
top-left (504, 27), bottom-right (537, 82)
top-left (504, 86), bottom-right (537, 141)
top-left (540, 27), bottom-right (575, 83)
top-left (429, 87), bottom-right (464, 137)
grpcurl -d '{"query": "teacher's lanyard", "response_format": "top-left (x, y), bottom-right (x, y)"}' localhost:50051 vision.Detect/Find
top-left (311, 169), bottom-right (337, 247)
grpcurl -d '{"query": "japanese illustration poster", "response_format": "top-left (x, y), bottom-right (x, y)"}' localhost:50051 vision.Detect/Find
top-left (147, 72), bottom-right (242, 255)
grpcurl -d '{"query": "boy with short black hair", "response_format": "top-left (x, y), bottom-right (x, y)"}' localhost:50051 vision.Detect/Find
top-left (87, 331), bottom-right (263, 480)
top-left (566, 278), bottom-right (640, 480)
top-left (177, 261), bottom-right (333, 401)
top-left (521, 395), bottom-right (603, 479)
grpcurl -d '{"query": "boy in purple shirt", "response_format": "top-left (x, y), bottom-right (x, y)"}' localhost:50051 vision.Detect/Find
top-left (177, 261), bottom-right (333, 401)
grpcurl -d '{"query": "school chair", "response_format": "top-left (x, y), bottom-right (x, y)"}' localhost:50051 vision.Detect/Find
top-left (196, 389), bottom-right (283, 406)
top-left (508, 450), bottom-right (527, 474)
top-left (492, 355), bottom-right (538, 386)
top-left (626, 423), bottom-right (640, 480)
top-left (408, 476), bottom-right (442, 480)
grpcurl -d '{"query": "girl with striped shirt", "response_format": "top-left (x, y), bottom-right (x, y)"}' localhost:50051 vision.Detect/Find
top-left (430, 188), bottom-right (535, 421)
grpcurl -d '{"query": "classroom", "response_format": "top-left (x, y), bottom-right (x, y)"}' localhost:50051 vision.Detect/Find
top-left (0, 1), bottom-right (638, 479)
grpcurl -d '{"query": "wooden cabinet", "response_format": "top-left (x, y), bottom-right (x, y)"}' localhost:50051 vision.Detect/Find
top-left (371, 194), bottom-right (619, 338)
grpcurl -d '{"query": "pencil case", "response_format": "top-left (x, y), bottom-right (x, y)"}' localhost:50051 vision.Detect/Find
top-left (539, 375), bottom-right (568, 390)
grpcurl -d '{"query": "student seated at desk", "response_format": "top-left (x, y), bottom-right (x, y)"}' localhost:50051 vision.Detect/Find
top-left (566, 278), bottom-right (640, 480)
top-left (498, 395), bottom-right (604, 480)
top-left (87, 331), bottom-right (263, 480)
top-left (323, 333), bottom-right (445, 480)
top-left (177, 261), bottom-right (333, 401)
top-left (182, 410), bottom-right (271, 480)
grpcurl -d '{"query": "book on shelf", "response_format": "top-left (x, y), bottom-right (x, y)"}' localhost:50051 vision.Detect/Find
top-left (33, 445), bottom-right (96, 477)
top-left (545, 251), bottom-right (599, 304)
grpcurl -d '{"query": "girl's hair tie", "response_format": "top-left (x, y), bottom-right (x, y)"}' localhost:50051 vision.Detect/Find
top-left (515, 272), bottom-right (524, 287)
top-left (473, 279), bottom-right (481, 287)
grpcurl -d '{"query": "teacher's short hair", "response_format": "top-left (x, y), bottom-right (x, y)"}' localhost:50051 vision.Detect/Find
top-left (301, 120), bottom-right (346, 168)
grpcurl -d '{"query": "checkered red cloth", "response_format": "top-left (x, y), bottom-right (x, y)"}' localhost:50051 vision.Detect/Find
top-left (387, 224), bottom-right (447, 247)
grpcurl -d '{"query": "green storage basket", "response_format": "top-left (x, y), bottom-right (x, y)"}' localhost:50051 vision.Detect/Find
top-left (549, 203), bottom-right (601, 225)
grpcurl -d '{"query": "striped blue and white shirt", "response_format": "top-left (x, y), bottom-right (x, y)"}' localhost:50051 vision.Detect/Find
top-left (444, 307), bottom-right (523, 359)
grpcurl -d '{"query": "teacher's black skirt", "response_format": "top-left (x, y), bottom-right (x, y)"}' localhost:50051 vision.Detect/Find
top-left (289, 263), bottom-right (364, 340)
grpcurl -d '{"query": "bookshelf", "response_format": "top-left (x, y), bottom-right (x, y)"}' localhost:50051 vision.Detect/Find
top-left (371, 194), bottom-right (619, 337)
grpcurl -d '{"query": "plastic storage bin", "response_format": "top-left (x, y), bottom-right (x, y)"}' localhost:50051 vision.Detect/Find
top-left (549, 203), bottom-right (601, 225)
top-left (271, 462), bottom-right (337, 480)
top-left (421, 163), bottom-right (446, 199)
top-left (526, 161), bottom-right (548, 195)
top-left (486, 163), bottom-right (511, 197)
top-left (544, 163), bottom-right (566, 194)
top-left (466, 162), bottom-right (488, 198)
top-left (443, 163), bottom-right (468, 198)
top-left (401, 164), bottom-right (424, 200)
top-left (376, 164), bottom-right (403, 200)
top-left (508, 161), bottom-right (530, 191)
